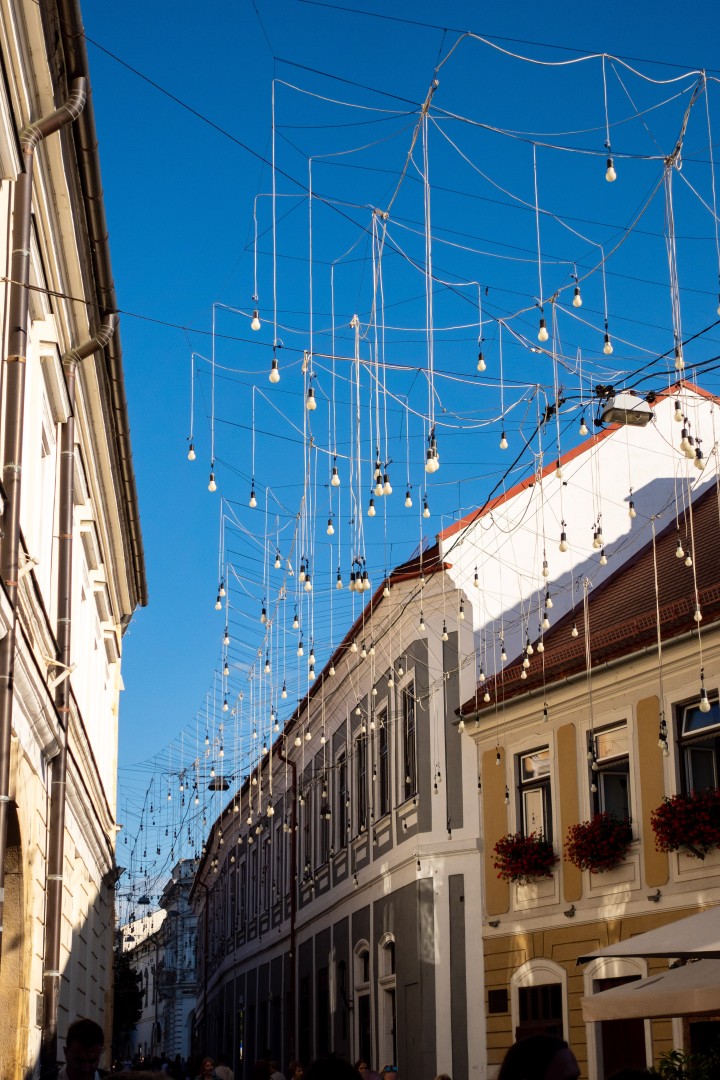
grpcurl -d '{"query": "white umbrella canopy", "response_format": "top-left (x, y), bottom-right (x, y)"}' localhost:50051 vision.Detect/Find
top-left (577, 906), bottom-right (720, 963)
top-left (581, 959), bottom-right (720, 1021)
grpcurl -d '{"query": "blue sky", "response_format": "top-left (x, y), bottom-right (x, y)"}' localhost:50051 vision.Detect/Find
top-left (80, 0), bottom-right (720, 903)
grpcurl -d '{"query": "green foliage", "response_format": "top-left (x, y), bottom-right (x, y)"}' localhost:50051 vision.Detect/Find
top-left (650, 1047), bottom-right (720, 1080)
top-left (112, 947), bottom-right (143, 1041)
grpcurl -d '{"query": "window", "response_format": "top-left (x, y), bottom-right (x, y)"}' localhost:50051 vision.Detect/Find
top-left (591, 724), bottom-right (630, 820)
top-left (679, 697), bottom-right (720, 793)
top-left (402, 684), bottom-right (417, 800)
top-left (318, 773), bottom-right (331, 864)
top-left (517, 983), bottom-right (562, 1040)
top-left (378, 935), bottom-right (397, 1066)
top-left (378, 710), bottom-right (390, 816)
top-left (354, 943), bottom-right (371, 1065)
top-left (337, 752), bottom-right (349, 847)
top-left (518, 747), bottom-right (552, 840)
top-left (356, 735), bottom-right (367, 833)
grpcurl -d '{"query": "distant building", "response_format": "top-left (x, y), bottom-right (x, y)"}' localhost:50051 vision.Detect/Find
top-left (192, 387), bottom-right (718, 1080)
top-left (122, 862), bottom-right (198, 1063)
top-left (0, 1), bottom-right (146, 1076)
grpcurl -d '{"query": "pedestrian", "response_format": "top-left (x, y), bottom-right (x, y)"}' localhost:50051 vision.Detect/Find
top-left (304, 1061), bottom-right (360, 1080)
top-left (215, 1056), bottom-right (234, 1080)
top-left (58, 1018), bottom-right (105, 1080)
top-left (269, 1061), bottom-right (285, 1080)
top-left (195, 1059), bottom-right (219, 1080)
top-left (288, 1062), bottom-right (305, 1080)
top-left (498, 1036), bottom-right (580, 1080)
top-left (355, 1061), bottom-right (381, 1080)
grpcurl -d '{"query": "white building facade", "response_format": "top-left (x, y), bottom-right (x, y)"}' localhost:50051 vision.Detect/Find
top-left (0, 1), bottom-right (147, 1077)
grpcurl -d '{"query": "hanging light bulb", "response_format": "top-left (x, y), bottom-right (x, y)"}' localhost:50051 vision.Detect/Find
top-left (187, 442), bottom-right (196, 461)
top-left (542, 558), bottom-right (549, 578)
top-left (676, 535), bottom-right (685, 559)
top-left (673, 399), bottom-right (683, 422)
top-left (309, 666), bottom-right (316, 682)
top-left (294, 734), bottom-right (301, 747)
top-left (500, 641), bottom-right (507, 662)
top-left (369, 641), bottom-right (376, 655)
top-left (292, 610), bottom-right (299, 630)
top-left (404, 490), bottom-right (412, 508)
top-left (383, 582), bottom-right (390, 598)
top-left (442, 622), bottom-right (449, 642)
top-left (367, 498), bottom-right (376, 518)
top-left (297, 638), bottom-right (304, 657)
top-left (603, 332), bottom-right (613, 355)
top-left (694, 605), bottom-right (703, 623)
top-left (348, 571), bottom-right (356, 592)
top-left (545, 589), bottom-right (553, 610)
top-left (599, 548), bottom-right (608, 566)
top-left (214, 594), bottom-right (222, 611)
top-left (264, 653), bottom-right (271, 674)
top-left (499, 428), bottom-right (508, 450)
top-left (483, 690), bottom-right (491, 703)
top-left (362, 570), bottom-right (371, 591)
top-left (695, 447), bottom-right (705, 471)
top-left (223, 696), bottom-right (228, 712)
top-left (350, 640), bottom-right (358, 653)
top-left (605, 156), bottom-right (617, 182)
top-left (685, 435), bottom-right (696, 461)
top-left (555, 460), bottom-right (563, 480)
top-left (459, 601), bottom-right (465, 621)
top-left (374, 476), bottom-right (383, 497)
top-left (223, 627), bottom-right (230, 646)
top-left (522, 652), bottom-right (530, 670)
top-left (579, 414), bottom-right (589, 436)
top-left (219, 578), bottom-right (226, 597)
top-left (260, 605), bottom-right (267, 624)
top-left (249, 486), bottom-right (257, 508)
top-left (306, 385), bottom-right (317, 411)
top-left (326, 517), bottom-right (335, 535)
top-left (423, 496), bottom-right (430, 519)
top-left (305, 729), bottom-right (311, 742)
top-left (383, 472), bottom-right (392, 495)
top-left (474, 568), bottom-right (479, 588)
top-left (571, 621), bottom-right (579, 639)
top-left (281, 681), bottom-right (287, 699)
top-left (223, 660), bottom-right (229, 677)
top-left (628, 500), bottom-right (636, 519)
top-left (674, 346), bottom-right (685, 372)
top-left (593, 526), bottom-right (603, 550)
top-left (458, 718), bottom-right (465, 734)
top-left (269, 356), bottom-right (280, 383)
top-left (360, 641), bottom-right (367, 659)
top-left (699, 675), bottom-right (712, 713)
top-left (331, 463), bottom-right (340, 487)
top-left (336, 568), bottom-right (343, 589)
top-left (208, 471), bottom-right (217, 493)
top-left (543, 611), bottom-right (550, 630)
top-left (478, 666), bottom-right (485, 683)
top-left (477, 350), bottom-right (486, 372)
top-left (251, 309), bottom-right (261, 331)
top-left (329, 662), bottom-right (336, 676)
top-left (419, 612), bottom-right (426, 631)
top-left (274, 550), bottom-right (281, 569)
top-left (538, 317), bottom-right (549, 342)
top-left (680, 426), bottom-right (690, 452)
top-left (397, 661), bottom-right (404, 677)
top-left (559, 528), bottom-right (569, 552)
top-left (572, 284), bottom-right (582, 308)
top-left (685, 554), bottom-right (693, 568)
top-left (526, 637), bottom-right (534, 656)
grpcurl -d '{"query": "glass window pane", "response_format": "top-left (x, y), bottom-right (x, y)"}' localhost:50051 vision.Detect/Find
top-left (521, 748), bottom-right (550, 782)
top-left (683, 702), bottom-right (720, 736)
top-left (595, 726), bottom-right (628, 761)
top-left (600, 767), bottom-right (630, 820)
top-left (686, 746), bottom-right (718, 792)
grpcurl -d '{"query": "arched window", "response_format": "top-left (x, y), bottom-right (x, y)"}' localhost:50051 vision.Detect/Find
top-left (378, 934), bottom-right (397, 1067)
top-left (510, 958), bottom-right (567, 1041)
top-left (354, 941), bottom-right (371, 1065)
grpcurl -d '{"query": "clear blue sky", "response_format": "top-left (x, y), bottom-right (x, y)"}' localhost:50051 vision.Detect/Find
top-left (80, 0), bottom-right (720, 904)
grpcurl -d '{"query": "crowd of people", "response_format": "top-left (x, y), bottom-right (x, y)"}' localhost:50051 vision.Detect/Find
top-left (59, 1017), bottom-right (656, 1080)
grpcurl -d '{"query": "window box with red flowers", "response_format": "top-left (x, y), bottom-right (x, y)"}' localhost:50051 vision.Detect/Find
top-left (493, 831), bottom-right (558, 885)
top-left (564, 813), bottom-right (633, 874)
top-left (651, 788), bottom-right (720, 860)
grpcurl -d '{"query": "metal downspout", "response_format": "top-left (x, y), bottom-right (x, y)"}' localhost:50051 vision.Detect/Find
top-left (40, 315), bottom-right (116, 1078)
top-left (0, 78), bottom-right (87, 974)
